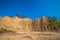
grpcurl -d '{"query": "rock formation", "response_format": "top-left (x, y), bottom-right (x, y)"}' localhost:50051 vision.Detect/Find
top-left (0, 18), bottom-right (2, 28)
top-left (32, 18), bottom-right (41, 31)
top-left (0, 16), bottom-right (32, 32)
top-left (0, 16), bottom-right (48, 32)
top-left (40, 16), bottom-right (48, 31)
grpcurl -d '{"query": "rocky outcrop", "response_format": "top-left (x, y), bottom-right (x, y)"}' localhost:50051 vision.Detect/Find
top-left (1, 16), bottom-right (13, 31)
top-left (0, 16), bottom-right (48, 32)
top-left (40, 16), bottom-right (48, 31)
top-left (0, 18), bottom-right (2, 28)
top-left (0, 16), bottom-right (32, 32)
top-left (32, 16), bottom-right (48, 32)
top-left (32, 18), bottom-right (41, 31)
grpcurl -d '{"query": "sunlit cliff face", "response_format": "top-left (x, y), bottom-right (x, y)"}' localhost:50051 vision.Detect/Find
top-left (0, 16), bottom-right (32, 32)
top-left (0, 16), bottom-right (48, 32)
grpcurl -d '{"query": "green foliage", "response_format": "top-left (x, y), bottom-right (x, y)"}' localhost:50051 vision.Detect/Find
top-left (48, 16), bottom-right (60, 31)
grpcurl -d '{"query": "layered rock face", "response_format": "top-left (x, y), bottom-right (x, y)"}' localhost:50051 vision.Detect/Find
top-left (32, 16), bottom-right (48, 31)
top-left (32, 18), bottom-right (41, 31)
top-left (40, 16), bottom-right (48, 31)
top-left (0, 16), bottom-right (48, 32)
top-left (0, 16), bottom-right (32, 32)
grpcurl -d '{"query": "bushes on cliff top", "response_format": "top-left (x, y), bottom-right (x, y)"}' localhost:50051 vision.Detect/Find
top-left (48, 16), bottom-right (60, 31)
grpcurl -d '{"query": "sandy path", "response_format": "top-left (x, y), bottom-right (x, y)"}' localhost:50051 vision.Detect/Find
top-left (0, 32), bottom-right (60, 40)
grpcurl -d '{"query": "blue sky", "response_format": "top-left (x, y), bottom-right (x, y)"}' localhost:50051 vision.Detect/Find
top-left (0, 0), bottom-right (60, 19)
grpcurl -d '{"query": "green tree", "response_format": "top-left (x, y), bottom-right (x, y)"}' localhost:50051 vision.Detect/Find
top-left (48, 16), bottom-right (59, 31)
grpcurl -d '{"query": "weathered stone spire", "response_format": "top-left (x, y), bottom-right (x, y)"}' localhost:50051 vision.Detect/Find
top-left (40, 16), bottom-right (48, 31)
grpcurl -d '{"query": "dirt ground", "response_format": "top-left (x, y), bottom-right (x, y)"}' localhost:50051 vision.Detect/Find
top-left (0, 32), bottom-right (60, 40)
